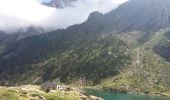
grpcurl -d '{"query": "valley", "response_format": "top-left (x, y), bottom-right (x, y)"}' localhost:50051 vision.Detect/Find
top-left (1, 0), bottom-right (170, 99)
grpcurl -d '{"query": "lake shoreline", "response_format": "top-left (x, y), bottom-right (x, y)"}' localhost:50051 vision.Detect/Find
top-left (83, 87), bottom-right (170, 98)
top-left (84, 88), bottom-right (170, 100)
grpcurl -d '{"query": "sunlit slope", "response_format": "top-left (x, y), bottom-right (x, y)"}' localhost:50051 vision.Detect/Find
top-left (99, 29), bottom-right (170, 95)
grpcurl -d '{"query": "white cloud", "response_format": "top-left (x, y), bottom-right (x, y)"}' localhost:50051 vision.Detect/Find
top-left (0, 0), bottom-right (128, 33)
top-left (0, 0), bottom-right (55, 32)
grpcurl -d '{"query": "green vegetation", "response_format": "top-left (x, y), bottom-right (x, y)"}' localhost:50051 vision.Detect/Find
top-left (154, 29), bottom-right (170, 62)
top-left (0, 85), bottom-right (98, 100)
top-left (0, 88), bottom-right (20, 100)
top-left (95, 29), bottom-right (170, 95)
top-left (0, 33), bottom-right (131, 85)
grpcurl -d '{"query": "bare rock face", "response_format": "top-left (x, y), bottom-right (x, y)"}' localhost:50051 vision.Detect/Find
top-left (43, 0), bottom-right (77, 9)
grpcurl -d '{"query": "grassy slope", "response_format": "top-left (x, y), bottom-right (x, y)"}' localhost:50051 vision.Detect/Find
top-left (97, 29), bottom-right (170, 96)
top-left (0, 85), bottom-right (100, 100)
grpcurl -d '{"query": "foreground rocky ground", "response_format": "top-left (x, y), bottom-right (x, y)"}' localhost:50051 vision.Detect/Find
top-left (0, 85), bottom-right (103, 100)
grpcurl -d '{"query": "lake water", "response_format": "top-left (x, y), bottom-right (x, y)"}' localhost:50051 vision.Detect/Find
top-left (85, 89), bottom-right (170, 100)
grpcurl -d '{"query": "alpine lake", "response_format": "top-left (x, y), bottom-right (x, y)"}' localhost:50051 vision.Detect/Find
top-left (85, 89), bottom-right (170, 100)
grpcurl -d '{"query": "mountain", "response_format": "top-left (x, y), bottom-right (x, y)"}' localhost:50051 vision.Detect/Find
top-left (0, 31), bottom-right (8, 42)
top-left (0, 0), bottom-right (170, 95)
top-left (16, 26), bottom-right (46, 40)
top-left (113, 0), bottom-right (170, 31)
top-left (94, 0), bottom-right (170, 32)
top-left (43, 0), bottom-right (77, 9)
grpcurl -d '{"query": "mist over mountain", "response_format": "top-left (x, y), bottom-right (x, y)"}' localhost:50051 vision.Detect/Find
top-left (0, 0), bottom-right (126, 34)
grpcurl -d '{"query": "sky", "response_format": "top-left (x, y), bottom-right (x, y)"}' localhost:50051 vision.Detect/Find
top-left (0, 0), bottom-right (128, 33)
top-left (37, 0), bottom-right (51, 3)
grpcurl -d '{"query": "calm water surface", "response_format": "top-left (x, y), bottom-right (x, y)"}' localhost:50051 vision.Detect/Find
top-left (85, 89), bottom-right (170, 100)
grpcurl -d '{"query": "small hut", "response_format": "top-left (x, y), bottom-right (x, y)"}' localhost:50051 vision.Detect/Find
top-left (41, 82), bottom-right (57, 92)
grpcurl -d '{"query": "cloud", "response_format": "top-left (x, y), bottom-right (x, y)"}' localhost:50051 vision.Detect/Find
top-left (0, 0), bottom-right (55, 32)
top-left (0, 0), bottom-right (128, 33)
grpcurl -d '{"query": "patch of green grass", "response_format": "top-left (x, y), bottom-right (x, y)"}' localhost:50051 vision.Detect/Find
top-left (39, 91), bottom-right (82, 100)
top-left (0, 86), bottom-right (87, 100)
top-left (0, 89), bottom-right (20, 100)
